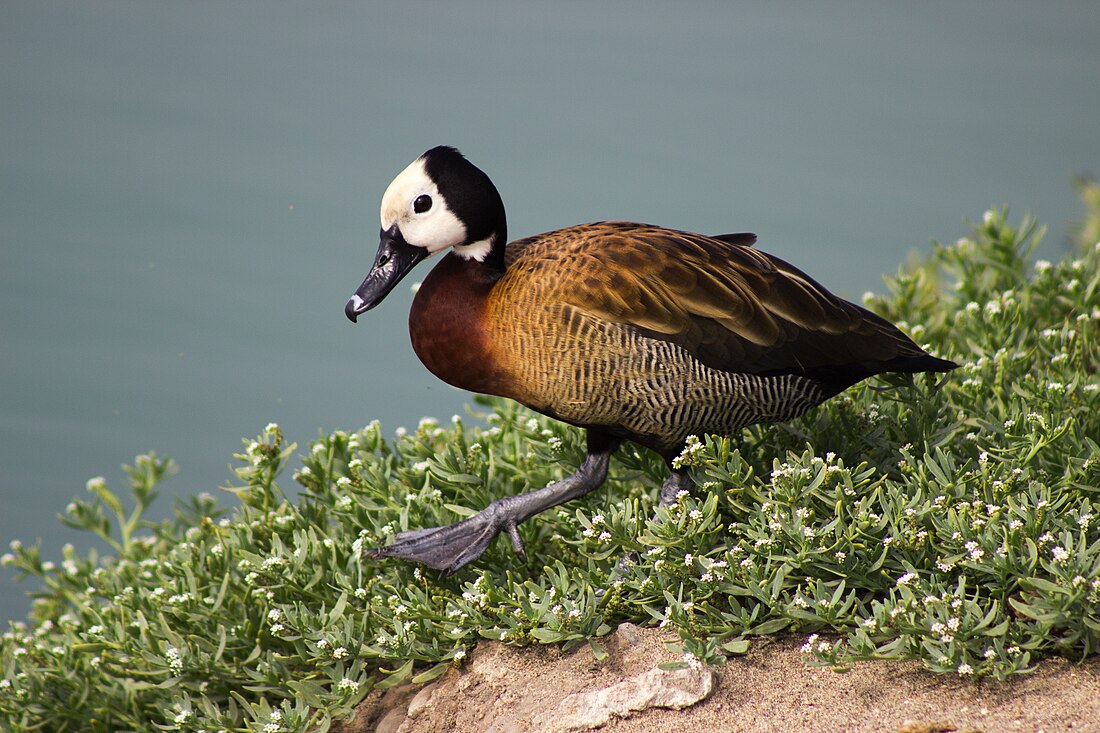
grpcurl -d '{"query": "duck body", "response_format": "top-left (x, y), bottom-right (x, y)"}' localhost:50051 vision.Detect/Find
top-left (409, 220), bottom-right (950, 459)
top-left (346, 147), bottom-right (956, 573)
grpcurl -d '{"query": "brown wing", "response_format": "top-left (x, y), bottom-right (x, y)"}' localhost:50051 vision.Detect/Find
top-left (504, 222), bottom-right (938, 383)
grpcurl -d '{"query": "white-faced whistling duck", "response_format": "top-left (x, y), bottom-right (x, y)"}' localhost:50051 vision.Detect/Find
top-left (345, 146), bottom-right (958, 574)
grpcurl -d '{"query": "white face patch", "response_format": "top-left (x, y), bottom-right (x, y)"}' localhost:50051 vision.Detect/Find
top-left (453, 236), bottom-right (493, 262)
top-left (379, 157), bottom-right (467, 254)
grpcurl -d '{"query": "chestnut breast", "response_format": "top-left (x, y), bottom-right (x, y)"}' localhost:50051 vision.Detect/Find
top-left (409, 252), bottom-right (507, 396)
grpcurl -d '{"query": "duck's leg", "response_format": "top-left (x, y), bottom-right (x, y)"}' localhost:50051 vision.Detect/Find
top-left (367, 431), bottom-right (621, 575)
top-left (658, 468), bottom-right (695, 507)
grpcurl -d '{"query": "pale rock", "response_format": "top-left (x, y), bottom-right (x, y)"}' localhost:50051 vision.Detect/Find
top-left (607, 622), bottom-right (649, 671)
top-left (373, 706), bottom-right (407, 733)
top-left (543, 663), bottom-right (715, 731)
top-left (406, 683), bottom-right (437, 720)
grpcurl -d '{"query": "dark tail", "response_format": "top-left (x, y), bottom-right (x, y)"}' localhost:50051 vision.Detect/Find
top-left (809, 353), bottom-right (958, 399)
top-left (880, 354), bottom-right (959, 374)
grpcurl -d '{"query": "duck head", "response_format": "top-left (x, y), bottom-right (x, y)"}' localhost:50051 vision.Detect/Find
top-left (345, 146), bottom-right (507, 322)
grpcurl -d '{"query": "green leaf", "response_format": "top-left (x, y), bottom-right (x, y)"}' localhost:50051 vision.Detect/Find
top-left (376, 659), bottom-right (414, 689)
top-left (412, 661), bottom-right (451, 684)
top-left (747, 618), bottom-right (791, 635)
top-left (721, 638), bottom-right (750, 655)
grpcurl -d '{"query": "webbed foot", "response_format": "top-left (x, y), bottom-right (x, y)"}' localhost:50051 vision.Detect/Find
top-left (366, 496), bottom-right (528, 574)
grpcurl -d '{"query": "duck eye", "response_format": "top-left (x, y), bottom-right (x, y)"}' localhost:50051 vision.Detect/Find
top-left (413, 194), bottom-right (432, 214)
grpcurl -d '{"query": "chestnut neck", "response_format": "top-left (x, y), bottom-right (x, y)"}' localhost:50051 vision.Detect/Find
top-left (408, 251), bottom-right (505, 396)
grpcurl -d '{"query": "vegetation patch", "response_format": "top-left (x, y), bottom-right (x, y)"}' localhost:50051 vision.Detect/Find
top-left (2, 197), bottom-right (1099, 732)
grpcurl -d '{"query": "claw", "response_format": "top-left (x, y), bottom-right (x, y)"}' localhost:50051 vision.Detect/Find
top-left (504, 521), bottom-right (526, 560)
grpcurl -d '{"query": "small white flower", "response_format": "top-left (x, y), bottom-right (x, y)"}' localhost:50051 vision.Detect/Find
top-left (264, 422), bottom-right (279, 434)
top-left (681, 652), bottom-right (704, 671)
top-left (671, 435), bottom-right (704, 469)
top-left (896, 572), bottom-right (917, 586)
top-left (331, 646), bottom-right (349, 659)
top-left (956, 662), bottom-right (973, 676)
top-left (1051, 546), bottom-right (1070, 563)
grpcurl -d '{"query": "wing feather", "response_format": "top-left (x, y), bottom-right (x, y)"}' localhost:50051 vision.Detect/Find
top-left (503, 222), bottom-right (930, 380)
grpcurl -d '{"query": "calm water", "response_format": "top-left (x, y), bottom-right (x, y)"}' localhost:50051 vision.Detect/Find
top-left (2, 2), bottom-right (1098, 621)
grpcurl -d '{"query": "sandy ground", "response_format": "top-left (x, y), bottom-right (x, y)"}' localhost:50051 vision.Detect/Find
top-left (338, 626), bottom-right (1100, 733)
